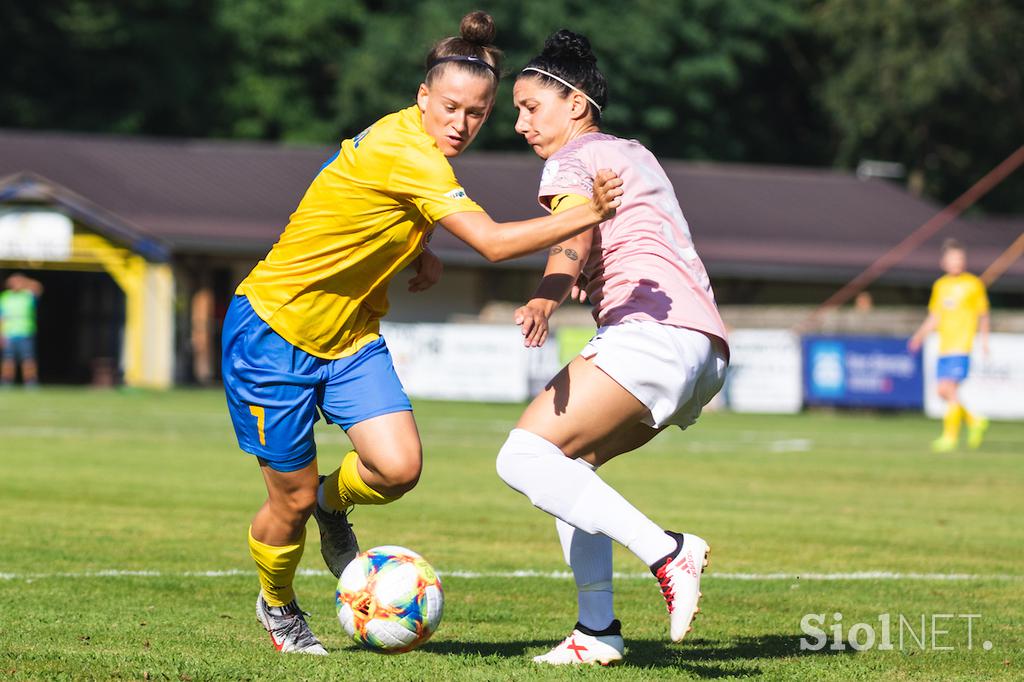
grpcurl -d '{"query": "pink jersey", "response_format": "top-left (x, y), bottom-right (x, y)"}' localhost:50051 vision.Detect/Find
top-left (538, 132), bottom-right (728, 349)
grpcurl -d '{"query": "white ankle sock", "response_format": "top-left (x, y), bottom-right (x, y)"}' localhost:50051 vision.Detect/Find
top-left (496, 428), bottom-right (675, 567)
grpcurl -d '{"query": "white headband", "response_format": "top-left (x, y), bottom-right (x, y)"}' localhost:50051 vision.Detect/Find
top-left (521, 67), bottom-right (602, 113)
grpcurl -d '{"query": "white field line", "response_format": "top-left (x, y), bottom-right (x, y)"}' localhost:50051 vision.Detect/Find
top-left (0, 568), bottom-right (1020, 582)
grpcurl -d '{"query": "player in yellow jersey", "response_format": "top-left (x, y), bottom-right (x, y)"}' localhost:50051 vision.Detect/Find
top-left (221, 11), bottom-right (623, 655)
top-left (908, 239), bottom-right (990, 452)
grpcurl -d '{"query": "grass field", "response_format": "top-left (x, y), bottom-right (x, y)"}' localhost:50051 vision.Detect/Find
top-left (1, 388), bottom-right (1022, 680)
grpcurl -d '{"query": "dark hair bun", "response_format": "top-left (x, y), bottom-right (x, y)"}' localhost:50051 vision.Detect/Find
top-left (542, 29), bottom-right (596, 64)
top-left (460, 11), bottom-right (496, 46)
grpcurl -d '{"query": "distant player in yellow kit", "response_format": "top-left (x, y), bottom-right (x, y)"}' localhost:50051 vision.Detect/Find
top-left (908, 239), bottom-right (990, 452)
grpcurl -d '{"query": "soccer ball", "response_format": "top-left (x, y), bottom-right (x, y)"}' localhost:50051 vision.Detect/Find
top-left (335, 545), bottom-right (444, 653)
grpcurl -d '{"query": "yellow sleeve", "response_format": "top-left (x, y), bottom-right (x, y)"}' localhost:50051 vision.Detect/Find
top-left (973, 278), bottom-right (990, 314)
top-left (927, 280), bottom-right (942, 315)
top-left (390, 148), bottom-right (483, 223)
top-left (548, 193), bottom-right (590, 214)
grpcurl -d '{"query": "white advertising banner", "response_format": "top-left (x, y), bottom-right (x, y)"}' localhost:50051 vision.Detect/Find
top-left (924, 333), bottom-right (1024, 420)
top-left (381, 322), bottom-right (536, 402)
top-left (724, 329), bottom-right (803, 414)
top-left (0, 209), bottom-right (73, 261)
top-left (526, 338), bottom-right (561, 397)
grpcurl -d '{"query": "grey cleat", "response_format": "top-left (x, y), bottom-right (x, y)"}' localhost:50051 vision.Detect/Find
top-left (255, 593), bottom-right (328, 655)
top-left (312, 475), bottom-right (360, 577)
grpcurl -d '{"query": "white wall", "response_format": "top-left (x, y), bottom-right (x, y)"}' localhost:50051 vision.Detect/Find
top-left (924, 333), bottom-right (1024, 420)
top-left (385, 267), bottom-right (482, 322)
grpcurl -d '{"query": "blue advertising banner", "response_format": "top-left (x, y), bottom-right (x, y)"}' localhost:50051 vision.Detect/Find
top-left (803, 335), bottom-right (923, 409)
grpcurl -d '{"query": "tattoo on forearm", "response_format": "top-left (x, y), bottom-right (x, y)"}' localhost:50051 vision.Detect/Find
top-left (549, 246), bottom-right (563, 255)
top-left (563, 249), bottom-right (579, 261)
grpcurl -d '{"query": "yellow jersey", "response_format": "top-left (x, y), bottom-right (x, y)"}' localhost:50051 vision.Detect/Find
top-left (928, 273), bottom-right (989, 355)
top-left (238, 105), bottom-right (483, 358)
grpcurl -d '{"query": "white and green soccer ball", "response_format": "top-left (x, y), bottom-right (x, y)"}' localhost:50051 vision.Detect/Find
top-left (335, 545), bottom-right (444, 653)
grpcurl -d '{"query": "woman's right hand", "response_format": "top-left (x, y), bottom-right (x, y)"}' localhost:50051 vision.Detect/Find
top-left (514, 301), bottom-right (552, 348)
top-left (590, 169), bottom-right (623, 222)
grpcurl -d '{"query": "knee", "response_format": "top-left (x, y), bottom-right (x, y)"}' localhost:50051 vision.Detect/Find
top-left (495, 435), bottom-right (522, 489)
top-left (937, 382), bottom-right (956, 402)
top-left (380, 468), bottom-right (420, 498)
top-left (496, 429), bottom-right (549, 494)
top-left (271, 487), bottom-right (317, 526)
top-left (370, 449), bottom-right (422, 498)
top-left (288, 488), bottom-right (318, 517)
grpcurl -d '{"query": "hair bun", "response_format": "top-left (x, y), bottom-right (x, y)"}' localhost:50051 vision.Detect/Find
top-left (460, 11), bottom-right (496, 46)
top-left (541, 29), bottom-right (596, 64)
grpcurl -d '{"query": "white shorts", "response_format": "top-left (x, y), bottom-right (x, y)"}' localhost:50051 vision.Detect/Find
top-left (581, 320), bottom-right (728, 429)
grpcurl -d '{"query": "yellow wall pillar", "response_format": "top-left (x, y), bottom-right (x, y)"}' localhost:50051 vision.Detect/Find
top-left (73, 233), bottom-right (175, 388)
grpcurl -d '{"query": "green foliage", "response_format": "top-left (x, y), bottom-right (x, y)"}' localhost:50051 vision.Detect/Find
top-left (1, 0), bottom-right (1021, 209)
top-left (489, 0), bottom-right (821, 163)
top-left (814, 0), bottom-right (1024, 210)
top-left (0, 1), bottom-right (231, 136)
top-left (0, 0), bottom-right (821, 159)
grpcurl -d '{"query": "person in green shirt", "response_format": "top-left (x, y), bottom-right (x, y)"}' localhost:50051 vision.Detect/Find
top-left (1, 273), bottom-right (43, 387)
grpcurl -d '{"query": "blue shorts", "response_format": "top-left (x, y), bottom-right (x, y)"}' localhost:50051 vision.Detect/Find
top-left (222, 295), bottom-right (411, 472)
top-left (2, 336), bottom-right (35, 362)
top-left (936, 355), bottom-right (970, 383)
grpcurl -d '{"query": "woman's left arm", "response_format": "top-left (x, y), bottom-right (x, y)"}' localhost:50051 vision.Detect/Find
top-left (515, 229), bottom-right (593, 347)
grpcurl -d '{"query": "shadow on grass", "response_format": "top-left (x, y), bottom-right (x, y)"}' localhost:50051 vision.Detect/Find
top-left (425, 633), bottom-right (853, 677)
top-left (628, 634), bottom-right (853, 676)
top-left (422, 639), bottom-right (555, 658)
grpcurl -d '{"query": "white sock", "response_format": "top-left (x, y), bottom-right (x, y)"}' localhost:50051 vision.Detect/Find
top-left (496, 428), bottom-right (676, 567)
top-left (316, 480), bottom-right (334, 513)
top-left (556, 517), bottom-right (615, 631)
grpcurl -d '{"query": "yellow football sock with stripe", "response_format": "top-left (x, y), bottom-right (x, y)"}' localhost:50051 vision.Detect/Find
top-left (322, 450), bottom-right (394, 510)
top-left (248, 526), bottom-right (305, 607)
top-left (942, 403), bottom-right (963, 441)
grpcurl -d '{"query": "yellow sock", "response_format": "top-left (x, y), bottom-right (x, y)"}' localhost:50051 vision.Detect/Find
top-left (962, 407), bottom-right (980, 428)
top-left (942, 404), bottom-right (963, 441)
top-left (323, 450), bottom-right (393, 510)
top-left (248, 526), bottom-right (305, 607)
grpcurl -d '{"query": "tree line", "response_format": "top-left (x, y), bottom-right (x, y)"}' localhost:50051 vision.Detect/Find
top-left (2, 0), bottom-right (1021, 211)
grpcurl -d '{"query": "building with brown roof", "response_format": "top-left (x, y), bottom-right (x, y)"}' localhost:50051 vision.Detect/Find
top-left (1, 129), bottom-right (1021, 386)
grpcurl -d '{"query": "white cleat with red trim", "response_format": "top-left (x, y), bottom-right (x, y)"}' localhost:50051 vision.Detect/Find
top-left (256, 593), bottom-right (328, 655)
top-left (651, 531), bottom-right (710, 642)
top-left (533, 620), bottom-right (624, 666)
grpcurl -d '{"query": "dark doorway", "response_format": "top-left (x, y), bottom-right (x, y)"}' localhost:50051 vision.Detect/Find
top-left (2, 269), bottom-right (124, 384)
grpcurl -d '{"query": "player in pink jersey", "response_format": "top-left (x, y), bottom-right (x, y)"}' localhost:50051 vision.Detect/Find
top-left (494, 30), bottom-right (730, 666)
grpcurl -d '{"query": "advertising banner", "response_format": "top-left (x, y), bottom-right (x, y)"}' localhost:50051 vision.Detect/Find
top-left (923, 333), bottom-right (1024, 420)
top-left (803, 335), bottom-right (923, 409)
top-left (526, 337), bottom-right (561, 397)
top-left (381, 322), bottom-right (534, 402)
top-left (724, 329), bottom-right (803, 414)
top-left (0, 209), bottom-right (73, 261)
top-left (556, 326), bottom-right (596, 366)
